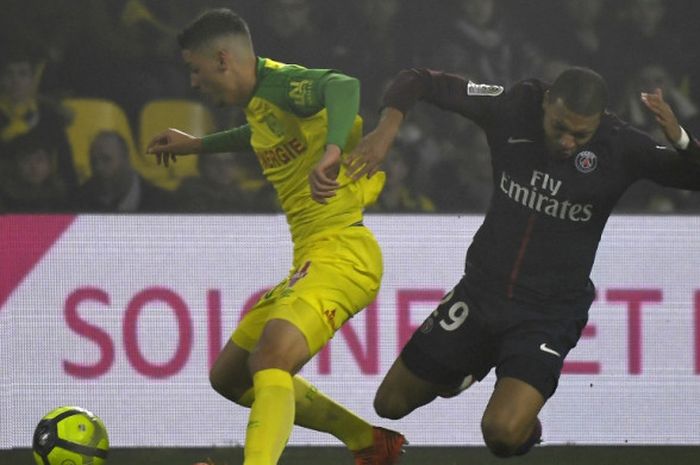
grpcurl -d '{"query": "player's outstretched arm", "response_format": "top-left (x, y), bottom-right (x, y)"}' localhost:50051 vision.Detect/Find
top-left (641, 88), bottom-right (683, 145)
top-left (346, 107), bottom-right (404, 180)
top-left (146, 128), bottom-right (203, 167)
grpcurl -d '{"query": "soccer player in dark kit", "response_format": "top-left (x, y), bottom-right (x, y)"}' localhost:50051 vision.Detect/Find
top-left (313, 67), bottom-right (700, 458)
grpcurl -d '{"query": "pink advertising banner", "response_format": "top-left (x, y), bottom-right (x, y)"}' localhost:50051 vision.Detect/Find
top-left (2, 214), bottom-right (700, 447)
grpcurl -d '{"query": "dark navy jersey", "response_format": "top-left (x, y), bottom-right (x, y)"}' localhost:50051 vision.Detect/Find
top-left (384, 69), bottom-right (700, 306)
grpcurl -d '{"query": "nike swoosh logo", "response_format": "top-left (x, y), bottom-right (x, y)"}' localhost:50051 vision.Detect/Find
top-left (539, 343), bottom-right (561, 357)
top-left (655, 145), bottom-right (668, 150)
top-left (508, 137), bottom-right (534, 144)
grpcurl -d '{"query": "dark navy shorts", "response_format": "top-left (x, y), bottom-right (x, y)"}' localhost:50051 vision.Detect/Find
top-left (400, 275), bottom-right (592, 399)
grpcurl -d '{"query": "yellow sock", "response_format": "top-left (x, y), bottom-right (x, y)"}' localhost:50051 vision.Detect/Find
top-left (238, 375), bottom-right (373, 451)
top-left (243, 368), bottom-right (295, 465)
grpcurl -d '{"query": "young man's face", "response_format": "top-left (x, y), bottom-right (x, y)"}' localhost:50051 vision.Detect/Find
top-left (182, 47), bottom-right (245, 107)
top-left (90, 135), bottom-right (131, 182)
top-left (542, 96), bottom-right (601, 159)
top-left (17, 148), bottom-right (52, 186)
top-left (0, 61), bottom-right (35, 104)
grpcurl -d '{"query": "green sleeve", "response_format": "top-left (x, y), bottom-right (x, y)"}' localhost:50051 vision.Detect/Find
top-left (315, 73), bottom-right (360, 151)
top-left (254, 62), bottom-right (360, 151)
top-left (200, 124), bottom-right (253, 153)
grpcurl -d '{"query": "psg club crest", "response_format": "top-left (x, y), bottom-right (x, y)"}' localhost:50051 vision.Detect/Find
top-left (574, 150), bottom-right (597, 173)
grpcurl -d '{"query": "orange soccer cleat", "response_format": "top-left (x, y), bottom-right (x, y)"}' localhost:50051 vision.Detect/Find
top-left (353, 427), bottom-right (407, 465)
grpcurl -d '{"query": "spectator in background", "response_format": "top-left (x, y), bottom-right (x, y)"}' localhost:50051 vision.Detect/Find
top-left (531, 0), bottom-right (608, 71)
top-left (38, 0), bottom-right (190, 124)
top-left (381, 110), bottom-right (455, 201)
top-left (1, 0), bottom-right (698, 214)
top-left (614, 64), bottom-right (700, 213)
top-left (0, 137), bottom-right (68, 212)
top-left (369, 148), bottom-right (436, 213)
top-left (175, 151), bottom-right (277, 213)
top-left (429, 129), bottom-right (492, 213)
top-left (413, 0), bottom-right (537, 198)
top-left (335, 0), bottom-right (417, 123)
top-left (430, 0), bottom-right (525, 86)
top-left (118, 0), bottom-right (191, 97)
top-left (604, 0), bottom-right (690, 90)
top-left (72, 130), bottom-right (171, 212)
top-left (0, 47), bottom-right (77, 194)
top-left (560, 0), bottom-right (605, 65)
top-left (617, 64), bottom-right (700, 142)
top-left (254, 0), bottom-right (329, 68)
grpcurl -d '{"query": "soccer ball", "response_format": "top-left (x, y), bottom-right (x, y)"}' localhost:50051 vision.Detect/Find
top-left (32, 406), bottom-right (109, 465)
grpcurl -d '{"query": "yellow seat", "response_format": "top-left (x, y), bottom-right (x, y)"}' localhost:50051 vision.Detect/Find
top-left (63, 98), bottom-right (140, 184)
top-left (138, 99), bottom-right (216, 190)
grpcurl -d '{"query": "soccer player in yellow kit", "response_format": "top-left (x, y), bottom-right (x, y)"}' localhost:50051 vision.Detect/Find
top-left (146, 8), bottom-right (405, 465)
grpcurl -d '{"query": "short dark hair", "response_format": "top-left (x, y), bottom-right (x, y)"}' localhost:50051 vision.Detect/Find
top-left (90, 130), bottom-right (130, 159)
top-left (177, 8), bottom-right (251, 50)
top-left (0, 40), bottom-right (43, 71)
top-left (549, 67), bottom-right (608, 116)
top-left (11, 134), bottom-right (53, 160)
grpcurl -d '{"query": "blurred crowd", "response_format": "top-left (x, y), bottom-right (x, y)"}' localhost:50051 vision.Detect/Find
top-left (1, 0), bottom-right (699, 214)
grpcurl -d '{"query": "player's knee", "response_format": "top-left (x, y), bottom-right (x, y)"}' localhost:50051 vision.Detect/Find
top-left (480, 415), bottom-right (525, 458)
top-left (209, 367), bottom-right (231, 397)
top-left (373, 397), bottom-right (405, 420)
top-left (209, 366), bottom-right (248, 404)
top-left (373, 390), bottom-right (409, 420)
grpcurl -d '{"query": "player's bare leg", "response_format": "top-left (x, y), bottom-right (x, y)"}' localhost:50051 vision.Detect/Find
top-left (209, 339), bottom-right (254, 403)
top-left (210, 336), bottom-right (379, 449)
top-left (210, 325), bottom-right (405, 464)
top-left (481, 377), bottom-right (544, 457)
top-left (247, 318), bottom-right (312, 373)
top-left (241, 318), bottom-right (310, 465)
top-left (374, 356), bottom-right (458, 419)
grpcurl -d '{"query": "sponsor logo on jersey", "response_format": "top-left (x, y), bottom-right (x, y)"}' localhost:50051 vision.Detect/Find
top-left (500, 169), bottom-right (594, 222)
top-left (539, 343), bottom-right (561, 357)
top-left (575, 150), bottom-right (598, 173)
top-left (467, 80), bottom-right (504, 97)
top-left (289, 79), bottom-right (314, 106)
top-left (256, 137), bottom-right (307, 169)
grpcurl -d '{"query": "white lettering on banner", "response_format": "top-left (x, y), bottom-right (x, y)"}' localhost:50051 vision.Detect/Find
top-left (4, 215), bottom-right (700, 448)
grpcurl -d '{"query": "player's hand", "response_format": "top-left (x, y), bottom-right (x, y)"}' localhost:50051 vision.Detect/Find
top-left (146, 128), bottom-right (202, 167)
top-left (309, 145), bottom-right (341, 204)
top-left (346, 107), bottom-right (403, 180)
top-left (641, 88), bottom-right (682, 144)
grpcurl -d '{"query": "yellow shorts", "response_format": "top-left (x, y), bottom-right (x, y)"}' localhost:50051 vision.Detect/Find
top-left (232, 225), bottom-right (383, 355)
